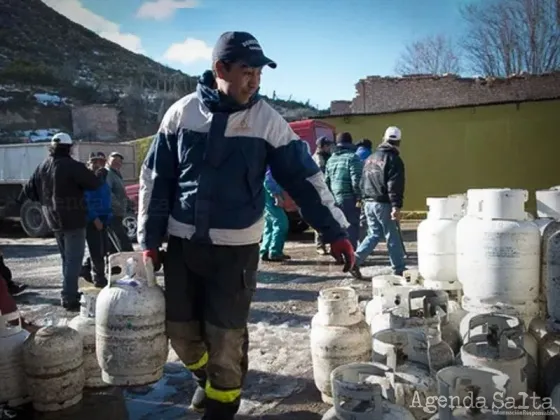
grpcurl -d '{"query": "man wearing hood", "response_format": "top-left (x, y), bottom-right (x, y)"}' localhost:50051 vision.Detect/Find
top-left (355, 138), bottom-right (372, 162)
top-left (355, 138), bottom-right (373, 243)
top-left (350, 126), bottom-right (407, 280)
top-left (137, 31), bottom-right (354, 420)
top-left (324, 132), bottom-right (363, 250)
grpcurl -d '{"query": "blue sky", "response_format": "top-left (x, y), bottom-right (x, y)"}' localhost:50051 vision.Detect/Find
top-left (42, 0), bottom-right (476, 109)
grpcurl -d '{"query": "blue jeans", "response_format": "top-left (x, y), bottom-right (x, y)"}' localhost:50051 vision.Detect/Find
top-left (54, 228), bottom-right (87, 302)
top-left (337, 197), bottom-right (360, 250)
top-left (354, 201), bottom-right (406, 274)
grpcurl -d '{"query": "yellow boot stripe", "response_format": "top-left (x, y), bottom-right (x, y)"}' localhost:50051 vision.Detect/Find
top-left (185, 352), bottom-right (208, 371)
top-left (205, 381), bottom-right (241, 403)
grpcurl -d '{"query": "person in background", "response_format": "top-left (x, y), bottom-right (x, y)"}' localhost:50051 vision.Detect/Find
top-left (20, 133), bottom-right (100, 310)
top-left (350, 126), bottom-right (407, 279)
top-left (355, 138), bottom-right (373, 243)
top-left (355, 138), bottom-right (373, 162)
top-left (324, 132), bottom-right (363, 250)
top-left (260, 168), bottom-right (290, 262)
top-left (138, 31), bottom-right (353, 420)
top-left (0, 248), bottom-right (27, 296)
top-left (81, 153), bottom-right (112, 287)
top-left (312, 136), bottom-right (334, 254)
top-left (105, 151), bottom-right (134, 252)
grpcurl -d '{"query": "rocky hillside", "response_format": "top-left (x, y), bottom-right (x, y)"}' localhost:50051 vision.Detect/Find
top-left (0, 0), bottom-right (323, 143)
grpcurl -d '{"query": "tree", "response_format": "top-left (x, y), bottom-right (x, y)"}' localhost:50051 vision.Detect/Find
top-left (460, 0), bottom-right (560, 76)
top-left (394, 34), bottom-right (461, 75)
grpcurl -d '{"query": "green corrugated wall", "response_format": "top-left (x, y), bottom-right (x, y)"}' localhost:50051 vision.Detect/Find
top-left (321, 99), bottom-right (560, 213)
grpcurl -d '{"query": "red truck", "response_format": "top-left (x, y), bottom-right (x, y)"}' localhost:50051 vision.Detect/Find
top-left (125, 119), bottom-right (336, 235)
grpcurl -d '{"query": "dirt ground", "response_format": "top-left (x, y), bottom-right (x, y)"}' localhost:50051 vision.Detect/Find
top-left (0, 220), bottom-right (419, 420)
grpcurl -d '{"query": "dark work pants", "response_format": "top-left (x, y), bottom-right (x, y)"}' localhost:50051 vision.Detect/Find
top-left (108, 216), bottom-right (134, 253)
top-left (164, 235), bottom-right (259, 418)
top-left (336, 197), bottom-right (361, 250)
top-left (54, 228), bottom-right (86, 302)
top-left (85, 222), bottom-right (108, 283)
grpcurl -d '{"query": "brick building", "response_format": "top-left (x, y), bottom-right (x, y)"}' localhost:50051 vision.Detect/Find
top-left (331, 72), bottom-right (560, 115)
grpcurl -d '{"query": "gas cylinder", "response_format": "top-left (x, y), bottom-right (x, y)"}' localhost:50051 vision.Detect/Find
top-left (96, 252), bottom-right (168, 386)
top-left (364, 282), bottom-right (422, 332)
top-left (534, 188), bottom-right (560, 317)
top-left (0, 311), bottom-right (30, 407)
top-left (68, 287), bottom-right (104, 388)
top-left (371, 327), bottom-right (448, 420)
top-left (22, 325), bottom-right (85, 412)
top-left (457, 188), bottom-right (541, 326)
top-left (529, 318), bottom-right (560, 396)
top-left (459, 312), bottom-right (538, 391)
top-left (428, 365), bottom-right (511, 420)
top-left (460, 314), bottom-right (528, 398)
top-left (321, 363), bottom-right (416, 420)
top-left (310, 286), bottom-right (372, 404)
top-left (371, 289), bottom-right (462, 354)
top-left (418, 196), bottom-right (466, 291)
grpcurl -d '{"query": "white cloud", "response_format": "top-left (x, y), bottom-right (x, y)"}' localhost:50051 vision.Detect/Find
top-left (41, 0), bottom-right (144, 53)
top-left (136, 0), bottom-right (198, 21)
top-left (163, 38), bottom-right (212, 65)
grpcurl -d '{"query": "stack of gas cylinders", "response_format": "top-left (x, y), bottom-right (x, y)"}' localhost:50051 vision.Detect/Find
top-left (0, 252), bottom-right (168, 414)
top-left (311, 187), bottom-right (560, 419)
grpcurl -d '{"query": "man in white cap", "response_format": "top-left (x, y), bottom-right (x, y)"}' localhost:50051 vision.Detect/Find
top-left (21, 132), bottom-right (101, 310)
top-left (137, 31), bottom-right (353, 419)
top-left (350, 126), bottom-right (407, 279)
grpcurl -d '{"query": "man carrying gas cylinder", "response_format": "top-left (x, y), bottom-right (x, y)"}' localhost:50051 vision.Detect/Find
top-left (137, 31), bottom-right (354, 420)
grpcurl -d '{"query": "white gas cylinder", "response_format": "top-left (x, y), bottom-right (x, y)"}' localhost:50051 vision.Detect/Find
top-left (69, 287), bottom-right (104, 388)
top-left (372, 289), bottom-right (462, 354)
top-left (96, 252), bottom-right (168, 386)
top-left (321, 363), bottom-right (416, 420)
top-left (310, 286), bottom-right (372, 404)
top-left (371, 328), bottom-right (446, 420)
top-left (22, 325), bottom-right (85, 412)
top-left (460, 313), bottom-right (528, 398)
top-left (457, 188), bottom-right (541, 325)
top-left (428, 365), bottom-right (511, 420)
top-left (0, 311), bottom-right (30, 407)
top-left (418, 196), bottom-right (465, 291)
top-left (364, 283), bottom-right (422, 331)
top-left (459, 312), bottom-right (538, 377)
top-left (535, 188), bottom-right (560, 317)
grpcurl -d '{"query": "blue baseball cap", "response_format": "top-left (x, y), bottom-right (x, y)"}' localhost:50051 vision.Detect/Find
top-left (212, 31), bottom-right (277, 69)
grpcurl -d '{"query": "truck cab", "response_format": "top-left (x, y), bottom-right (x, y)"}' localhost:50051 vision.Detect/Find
top-left (283, 119), bottom-right (336, 233)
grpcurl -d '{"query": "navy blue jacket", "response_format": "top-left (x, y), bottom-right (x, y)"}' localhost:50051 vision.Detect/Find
top-left (137, 71), bottom-right (349, 250)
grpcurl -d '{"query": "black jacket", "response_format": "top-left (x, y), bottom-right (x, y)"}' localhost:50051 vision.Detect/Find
top-left (360, 143), bottom-right (405, 208)
top-left (22, 151), bottom-right (101, 231)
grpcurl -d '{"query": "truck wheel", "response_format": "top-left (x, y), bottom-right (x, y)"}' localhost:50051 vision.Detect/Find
top-left (20, 201), bottom-right (50, 237)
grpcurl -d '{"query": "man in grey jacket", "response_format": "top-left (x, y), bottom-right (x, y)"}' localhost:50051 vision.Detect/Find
top-left (106, 152), bottom-right (134, 252)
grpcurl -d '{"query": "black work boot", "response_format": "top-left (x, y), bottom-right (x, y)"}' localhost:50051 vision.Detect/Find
top-left (189, 369), bottom-right (206, 413)
top-left (202, 399), bottom-right (240, 420)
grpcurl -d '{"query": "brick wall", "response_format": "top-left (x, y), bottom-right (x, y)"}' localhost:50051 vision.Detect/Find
top-left (72, 104), bottom-right (119, 141)
top-left (330, 100), bottom-right (352, 115)
top-left (338, 72), bottom-right (560, 115)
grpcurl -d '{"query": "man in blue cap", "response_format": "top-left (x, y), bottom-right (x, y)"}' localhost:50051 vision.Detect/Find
top-left (137, 31), bottom-right (354, 419)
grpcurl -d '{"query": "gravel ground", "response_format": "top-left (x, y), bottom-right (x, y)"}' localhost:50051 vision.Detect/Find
top-left (0, 220), bottom-right (419, 420)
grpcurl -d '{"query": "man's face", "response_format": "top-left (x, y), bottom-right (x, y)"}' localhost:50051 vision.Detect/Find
top-left (90, 159), bottom-right (102, 171)
top-left (109, 156), bottom-right (123, 171)
top-left (216, 61), bottom-right (262, 105)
